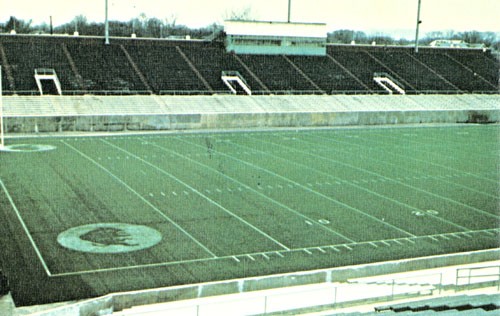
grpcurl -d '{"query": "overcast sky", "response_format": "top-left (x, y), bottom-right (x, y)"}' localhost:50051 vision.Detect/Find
top-left (1, 0), bottom-right (499, 37)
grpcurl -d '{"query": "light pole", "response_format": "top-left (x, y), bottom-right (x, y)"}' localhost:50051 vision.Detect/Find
top-left (105, 0), bottom-right (110, 44)
top-left (415, 0), bottom-right (422, 53)
top-left (288, 0), bottom-right (292, 23)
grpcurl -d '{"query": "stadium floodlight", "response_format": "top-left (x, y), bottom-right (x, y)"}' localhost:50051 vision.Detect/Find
top-left (105, 0), bottom-right (110, 44)
top-left (415, 0), bottom-right (422, 53)
top-left (0, 66), bottom-right (4, 149)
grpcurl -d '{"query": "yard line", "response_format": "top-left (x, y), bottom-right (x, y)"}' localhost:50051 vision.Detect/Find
top-left (100, 139), bottom-right (291, 251)
top-left (379, 131), bottom-right (499, 161)
top-left (237, 137), bottom-right (469, 231)
top-left (184, 138), bottom-right (417, 238)
top-left (353, 132), bottom-right (496, 184)
top-left (232, 139), bottom-right (460, 234)
top-left (0, 179), bottom-right (52, 277)
top-left (61, 141), bottom-right (218, 258)
top-left (151, 141), bottom-right (356, 243)
top-left (51, 227), bottom-right (500, 277)
top-left (310, 134), bottom-right (499, 199)
top-left (274, 136), bottom-right (499, 221)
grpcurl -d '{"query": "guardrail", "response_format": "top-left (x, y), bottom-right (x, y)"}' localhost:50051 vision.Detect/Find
top-left (456, 265), bottom-right (500, 290)
top-left (2, 89), bottom-right (498, 97)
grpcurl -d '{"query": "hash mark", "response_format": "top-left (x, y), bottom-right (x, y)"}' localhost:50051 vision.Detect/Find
top-left (330, 246), bottom-right (340, 252)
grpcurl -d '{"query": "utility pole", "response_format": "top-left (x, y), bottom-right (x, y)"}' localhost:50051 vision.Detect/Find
top-left (415, 0), bottom-right (422, 53)
top-left (288, 0), bottom-right (292, 23)
top-left (105, 0), bottom-right (110, 44)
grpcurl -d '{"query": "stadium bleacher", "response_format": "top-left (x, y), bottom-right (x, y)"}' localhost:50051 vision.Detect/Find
top-left (0, 35), bottom-right (498, 96)
top-left (375, 294), bottom-right (500, 314)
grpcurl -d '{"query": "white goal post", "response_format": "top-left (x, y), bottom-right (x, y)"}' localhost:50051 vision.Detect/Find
top-left (0, 65), bottom-right (4, 149)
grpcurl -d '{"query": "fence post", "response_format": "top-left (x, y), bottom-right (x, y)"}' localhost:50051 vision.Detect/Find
top-left (439, 273), bottom-right (443, 295)
top-left (391, 279), bottom-right (395, 300)
top-left (497, 267), bottom-right (500, 291)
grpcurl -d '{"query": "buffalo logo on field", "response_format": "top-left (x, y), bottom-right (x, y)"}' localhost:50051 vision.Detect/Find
top-left (57, 223), bottom-right (162, 253)
top-left (80, 227), bottom-right (140, 247)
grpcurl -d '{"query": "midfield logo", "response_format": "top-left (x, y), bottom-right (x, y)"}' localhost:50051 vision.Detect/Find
top-left (57, 223), bottom-right (162, 253)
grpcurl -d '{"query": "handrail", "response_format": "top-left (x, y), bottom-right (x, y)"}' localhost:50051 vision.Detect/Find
top-left (373, 72), bottom-right (406, 90)
top-left (1, 89), bottom-right (498, 97)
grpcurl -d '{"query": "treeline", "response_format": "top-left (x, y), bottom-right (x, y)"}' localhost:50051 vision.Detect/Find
top-left (328, 29), bottom-right (499, 49)
top-left (0, 15), bottom-right (218, 39)
top-left (1, 15), bottom-right (498, 49)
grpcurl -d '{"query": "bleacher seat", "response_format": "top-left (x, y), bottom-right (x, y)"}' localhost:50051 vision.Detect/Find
top-left (0, 35), bottom-right (498, 95)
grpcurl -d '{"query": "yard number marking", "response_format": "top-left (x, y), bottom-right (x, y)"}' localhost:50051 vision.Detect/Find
top-left (412, 210), bottom-right (439, 217)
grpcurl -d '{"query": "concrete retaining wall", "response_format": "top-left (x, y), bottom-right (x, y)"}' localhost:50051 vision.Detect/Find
top-left (2, 94), bottom-right (499, 134)
top-left (31, 249), bottom-right (499, 316)
top-left (3, 109), bottom-right (499, 134)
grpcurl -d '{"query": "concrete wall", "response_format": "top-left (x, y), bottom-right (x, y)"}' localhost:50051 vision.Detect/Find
top-left (31, 249), bottom-right (500, 316)
top-left (3, 109), bottom-right (499, 134)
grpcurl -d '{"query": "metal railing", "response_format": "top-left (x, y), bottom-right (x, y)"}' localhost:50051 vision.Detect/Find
top-left (1, 89), bottom-right (498, 97)
top-left (456, 265), bottom-right (500, 290)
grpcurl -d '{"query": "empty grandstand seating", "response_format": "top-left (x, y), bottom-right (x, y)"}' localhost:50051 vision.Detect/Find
top-left (375, 294), bottom-right (500, 314)
top-left (415, 50), bottom-right (493, 92)
top-left (124, 42), bottom-right (208, 93)
top-left (1, 39), bottom-right (76, 92)
top-left (236, 54), bottom-right (323, 93)
top-left (367, 48), bottom-right (456, 93)
top-left (65, 42), bottom-right (147, 93)
top-left (327, 46), bottom-right (387, 93)
top-left (0, 35), bottom-right (498, 95)
top-left (287, 55), bottom-right (368, 93)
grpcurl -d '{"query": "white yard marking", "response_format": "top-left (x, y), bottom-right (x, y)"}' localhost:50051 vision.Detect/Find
top-left (50, 226), bottom-right (499, 277)
top-left (227, 138), bottom-right (420, 236)
top-left (167, 140), bottom-right (356, 243)
top-left (103, 139), bottom-right (291, 251)
top-left (62, 141), bottom-right (218, 258)
top-left (0, 179), bottom-right (52, 277)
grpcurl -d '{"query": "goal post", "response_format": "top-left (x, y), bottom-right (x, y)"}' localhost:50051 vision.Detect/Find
top-left (0, 65), bottom-right (4, 149)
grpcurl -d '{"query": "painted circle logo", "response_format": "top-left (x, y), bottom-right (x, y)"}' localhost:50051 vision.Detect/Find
top-left (57, 223), bottom-right (162, 253)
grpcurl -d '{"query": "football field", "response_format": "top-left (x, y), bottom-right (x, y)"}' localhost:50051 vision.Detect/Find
top-left (0, 124), bottom-right (499, 306)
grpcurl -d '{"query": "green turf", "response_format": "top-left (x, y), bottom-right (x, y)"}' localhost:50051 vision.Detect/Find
top-left (0, 124), bottom-right (499, 305)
